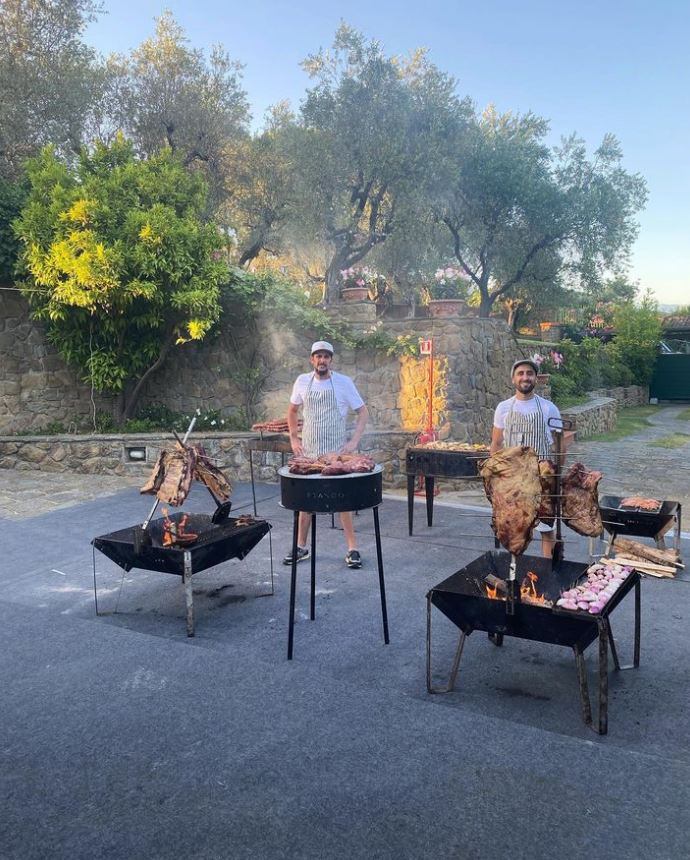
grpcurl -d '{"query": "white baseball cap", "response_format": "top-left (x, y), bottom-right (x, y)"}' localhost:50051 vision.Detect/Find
top-left (311, 340), bottom-right (334, 355)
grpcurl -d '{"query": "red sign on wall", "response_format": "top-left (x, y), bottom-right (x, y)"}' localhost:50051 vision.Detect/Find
top-left (419, 338), bottom-right (433, 355)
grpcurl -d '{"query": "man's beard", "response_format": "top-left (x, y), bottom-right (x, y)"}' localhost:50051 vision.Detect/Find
top-left (315, 364), bottom-right (329, 377)
top-left (517, 380), bottom-right (535, 394)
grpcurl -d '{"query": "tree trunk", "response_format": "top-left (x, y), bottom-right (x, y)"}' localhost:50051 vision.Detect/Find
top-left (118, 332), bottom-right (177, 424)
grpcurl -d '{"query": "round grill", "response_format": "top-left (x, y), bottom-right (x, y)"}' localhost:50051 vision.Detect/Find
top-left (278, 464), bottom-right (383, 513)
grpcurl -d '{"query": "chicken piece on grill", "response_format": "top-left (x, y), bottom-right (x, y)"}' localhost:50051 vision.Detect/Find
top-left (479, 446), bottom-right (541, 555)
top-left (537, 459), bottom-right (557, 527)
top-left (561, 462), bottom-right (603, 537)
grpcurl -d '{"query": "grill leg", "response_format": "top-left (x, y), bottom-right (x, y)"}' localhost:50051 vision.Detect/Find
top-left (598, 620), bottom-right (609, 735)
top-left (425, 476), bottom-right (435, 527)
top-left (287, 510), bottom-right (299, 660)
top-left (606, 621), bottom-right (621, 671)
top-left (427, 595), bottom-right (466, 693)
top-left (373, 506), bottom-right (389, 645)
top-left (249, 449), bottom-right (257, 516)
top-left (573, 646), bottom-right (593, 726)
top-left (310, 513), bottom-right (316, 621)
top-left (183, 551), bottom-right (194, 638)
top-left (407, 474), bottom-right (415, 536)
top-left (634, 576), bottom-right (641, 668)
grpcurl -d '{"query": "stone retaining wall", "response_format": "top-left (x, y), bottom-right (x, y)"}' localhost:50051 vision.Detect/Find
top-left (562, 397), bottom-right (618, 438)
top-left (588, 385), bottom-right (648, 408)
top-left (0, 430), bottom-right (420, 489)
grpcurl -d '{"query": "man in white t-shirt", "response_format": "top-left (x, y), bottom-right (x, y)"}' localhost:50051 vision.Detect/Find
top-left (283, 340), bottom-right (369, 569)
top-left (490, 358), bottom-right (562, 557)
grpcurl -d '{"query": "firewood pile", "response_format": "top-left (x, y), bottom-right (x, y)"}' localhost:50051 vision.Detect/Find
top-left (611, 537), bottom-right (683, 578)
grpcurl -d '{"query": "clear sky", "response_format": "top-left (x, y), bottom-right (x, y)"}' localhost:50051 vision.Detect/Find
top-left (85, 0), bottom-right (690, 306)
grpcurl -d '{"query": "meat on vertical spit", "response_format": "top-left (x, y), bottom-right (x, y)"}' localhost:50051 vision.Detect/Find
top-left (561, 462), bottom-right (604, 537)
top-left (537, 459), bottom-right (557, 528)
top-left (141, 442), bottom-right (232, 507)
top-left (479, 446), bottom-right (542, 555)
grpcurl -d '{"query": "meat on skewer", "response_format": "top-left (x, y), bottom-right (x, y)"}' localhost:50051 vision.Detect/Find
top-left (561, 462), bottom-right (603, 537)
top-left (479, 446), bottom-right (542, 555)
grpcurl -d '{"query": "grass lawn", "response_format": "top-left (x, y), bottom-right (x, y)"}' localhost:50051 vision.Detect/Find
top-left (676, 407), bottom-right (690, 421)
top-left (650, 433), bottom-right (690, 448)
top-left (587, 405), bottom-right (660, 442)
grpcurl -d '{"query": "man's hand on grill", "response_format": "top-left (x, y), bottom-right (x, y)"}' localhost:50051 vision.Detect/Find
top-left (341, 439), bottom-right (358, 454)
top-left (290, 438), bottom-right (304, 456)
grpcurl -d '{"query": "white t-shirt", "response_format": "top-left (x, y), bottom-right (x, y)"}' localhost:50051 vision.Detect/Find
top-left (290, 371), bottom-right (365, 418)
top-left (493, 395), bottom-right (561, 444)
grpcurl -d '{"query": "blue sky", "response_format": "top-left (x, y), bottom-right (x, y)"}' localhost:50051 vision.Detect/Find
top-left (86, 0), bottom-right (690, 305)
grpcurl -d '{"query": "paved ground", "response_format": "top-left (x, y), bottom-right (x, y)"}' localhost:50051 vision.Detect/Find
top-left (1, 465), bottom-right (689, 858)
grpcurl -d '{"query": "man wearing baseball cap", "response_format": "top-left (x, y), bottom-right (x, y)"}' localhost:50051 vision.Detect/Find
top-left (490, 358), bottom-right (562, 557)
top-left (283, 340), bottom-right (369, 568)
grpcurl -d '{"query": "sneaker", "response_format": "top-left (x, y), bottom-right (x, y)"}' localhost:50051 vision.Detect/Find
top-left (345, 550), bottom-right (362, 569)
top-left (282, 546), bottom-right (310, 565)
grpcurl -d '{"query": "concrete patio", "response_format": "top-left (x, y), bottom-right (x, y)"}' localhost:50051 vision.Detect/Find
top-left (1, 475), bottom-right (688, 859)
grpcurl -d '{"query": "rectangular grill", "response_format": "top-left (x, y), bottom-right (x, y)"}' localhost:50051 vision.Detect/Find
top-left (93, 513), bottom-right (271, 636)
top-left (427, 550), bottom-right (641, 734)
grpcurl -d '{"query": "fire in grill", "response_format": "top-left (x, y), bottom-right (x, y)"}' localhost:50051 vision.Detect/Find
top-left (426, 550), bottom-right (641, 734)
top-left (92, 513), bottom-right (272, 636)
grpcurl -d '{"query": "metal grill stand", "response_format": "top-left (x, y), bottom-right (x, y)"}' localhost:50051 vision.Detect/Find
top-left (93, 513), bottom-right (273, 636)
top-left (279, 465), bottom-right (389, 660)
top-left (426, 551), bottom-right (641, 734)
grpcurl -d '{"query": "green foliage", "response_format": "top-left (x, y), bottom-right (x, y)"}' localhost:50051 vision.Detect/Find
top-left (0, 0), bottom-right (103, 179)
top-left (612, 292), bottom-right (662, 385)
top-left (0, 176), bottom-right (26, 281)
top-left (14, 137), bottom-right (227, 420)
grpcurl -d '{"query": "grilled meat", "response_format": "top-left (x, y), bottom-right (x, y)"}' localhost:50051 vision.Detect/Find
top-left (537, 459), bottom-right (557, 527)
top-left (287, 452), bottom-right (376, 476)
top-left (479, 446), bottom-right (541, 555)
top-left (562, 462), bottom-right (603, 537)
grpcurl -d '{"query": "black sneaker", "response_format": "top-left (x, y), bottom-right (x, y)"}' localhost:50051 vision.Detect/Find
top-left (345, 550), bottom-right (362, 569)
top-left (282, 546), bottom-right (310, 565)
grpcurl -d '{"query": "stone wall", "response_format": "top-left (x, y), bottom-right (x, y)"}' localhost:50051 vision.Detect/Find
top-left (589, 386), bottom-right (648, 408)
top-left (561, 397), bottom-right (618, 438)
top-left (0, 430), bottom-right (417, 488)
top-left (0, 291), bottom-right (115, 434)
top-left (2, 292), bottom-right (521, 441)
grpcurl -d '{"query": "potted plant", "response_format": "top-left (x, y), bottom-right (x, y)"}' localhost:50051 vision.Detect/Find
top-left (339, 266), bottom-right (375, 302)
top-left (424, 267), bottom-right (471, 317)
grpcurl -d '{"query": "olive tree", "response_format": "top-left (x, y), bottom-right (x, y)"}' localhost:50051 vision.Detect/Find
top-left (435, 107), bottom-right (648, 317)
top-left (291, 24), bottom-right (469, 303)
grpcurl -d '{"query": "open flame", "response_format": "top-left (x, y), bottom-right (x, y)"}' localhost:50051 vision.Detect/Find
top-left (520, 571), bottom-right (553, 607)
top-left (485, 582), bottom-right (504, 600)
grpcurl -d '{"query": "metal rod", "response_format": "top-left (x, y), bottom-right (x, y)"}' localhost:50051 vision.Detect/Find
top-left (426, 595), bottom-right (466, 693)
top-left (373, 506), bottom-right (390, 645)
top-left (183, 550), bottom-right (194, 638)
top-left (573, 646), bottom-right (593, 726)
top-left (92, 545), bottom-right (100, 616)
top-left (249, 448), bottom-right (257, 516)
top-left (287, 510), bottom-right (299, 660)
top-left (598, 620), bottom-right (609, 735)
top-left (634, 576), bottom-right (641, 667)
top-left (143, 415), bottom-right (198, 530)
top-left (310, 513), bottom-right (316, 621)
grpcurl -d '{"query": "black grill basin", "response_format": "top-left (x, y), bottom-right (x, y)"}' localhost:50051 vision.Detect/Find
top-left (429, 551), bottom-right (598, 649)
top-left (406, 447), bottom-right (484, 478)
top-left (279, 465), bottom-right (383, 513)
top-left (93, 513), bottom-right (271, 576)
top-left (599, 495), bottom-right (679, 538)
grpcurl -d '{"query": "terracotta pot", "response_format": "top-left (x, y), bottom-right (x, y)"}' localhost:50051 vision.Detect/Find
top-left (341, 286), bottom-right (370, 302)
top-left (428, 298), bottom-right (467, 318)
top-left (536, 373), bottom-right (551, 385)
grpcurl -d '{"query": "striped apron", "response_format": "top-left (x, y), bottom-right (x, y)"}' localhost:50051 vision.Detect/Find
top-left (504, 395), bottom-right (551, 460)
top-left (301, 373), bottom-right (346, 458)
